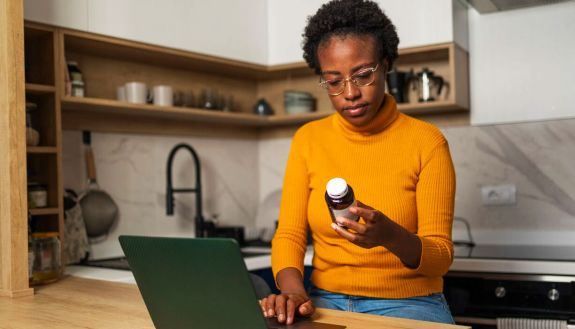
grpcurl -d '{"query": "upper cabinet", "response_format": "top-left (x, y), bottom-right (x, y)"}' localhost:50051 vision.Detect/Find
top-left (468, 2), bottom-right (575, 125)
top-left (26, 0), bottom-right (468, 66)
top-left (24, 0), bottom-right (89, 31)
top-left (24, 0), bottom-right (268, 64)
top-left (267, 0), bottom-right (469, 65)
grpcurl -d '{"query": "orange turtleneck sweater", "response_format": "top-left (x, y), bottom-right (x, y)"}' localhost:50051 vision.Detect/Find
top-left (271, 95), bottom-right (456, 298)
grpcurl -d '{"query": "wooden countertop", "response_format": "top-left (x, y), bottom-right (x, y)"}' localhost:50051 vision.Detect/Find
top-left (0, 276), bottom-right (469, 329)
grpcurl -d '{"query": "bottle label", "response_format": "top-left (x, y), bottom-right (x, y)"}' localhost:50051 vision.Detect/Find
top-left (331, 200), bottom-right (358, 223)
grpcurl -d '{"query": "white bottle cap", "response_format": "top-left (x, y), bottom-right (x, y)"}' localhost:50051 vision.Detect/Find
top-left (326, 178), bottom-right (348, 198)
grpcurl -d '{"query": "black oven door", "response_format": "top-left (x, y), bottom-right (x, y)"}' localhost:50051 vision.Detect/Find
top-left (444, 272), bottom-right (575, 324)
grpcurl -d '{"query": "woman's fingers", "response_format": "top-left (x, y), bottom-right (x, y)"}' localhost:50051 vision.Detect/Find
top-left (298, 299), bottom-right (315, 316)
top-left (261, 293), bottom-right (314, 323)
top-left (266, 294), bottom-right (277, 317)
top-left (334, 217), bottom-right (366, 234)
top-left (259, 298), bottom-right (267, 316)
top-left (286, 298), bottom-right (297, 324)
top-left (275, 294), bottom-right (287, 322)
top-left (331, 222), bottom-right (357, 242)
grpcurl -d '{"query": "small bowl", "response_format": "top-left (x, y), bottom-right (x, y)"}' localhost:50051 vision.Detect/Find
top-left (284, 90), bottom-right (316, 114)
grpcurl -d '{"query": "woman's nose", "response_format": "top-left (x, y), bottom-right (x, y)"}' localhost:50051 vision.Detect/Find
top-left (344, 80), bottom-right (361, 100)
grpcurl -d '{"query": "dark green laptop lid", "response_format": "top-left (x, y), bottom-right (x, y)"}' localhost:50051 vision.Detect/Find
top-left (119, 235), bottom-right (268, 329)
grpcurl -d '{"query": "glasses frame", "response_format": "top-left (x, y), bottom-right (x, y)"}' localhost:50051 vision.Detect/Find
top-left (318, 63), bottom-right (380, 96)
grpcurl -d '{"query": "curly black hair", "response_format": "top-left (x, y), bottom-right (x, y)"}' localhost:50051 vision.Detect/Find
top-left (302, 0), bottom-right (399, 75)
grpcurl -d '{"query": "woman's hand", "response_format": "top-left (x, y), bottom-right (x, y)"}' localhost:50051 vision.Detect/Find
top-left (331, 200), bottom-right (391, 248)
top-left (331, 200), bottom-right (422, 268)
top-left (259, 292), bottom-right (315, 325)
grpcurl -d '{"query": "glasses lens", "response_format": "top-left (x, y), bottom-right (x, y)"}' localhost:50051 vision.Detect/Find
top-left (321, 79), bottom-right (344, 95)
top-left (352, 69), bottom-right (375, 86)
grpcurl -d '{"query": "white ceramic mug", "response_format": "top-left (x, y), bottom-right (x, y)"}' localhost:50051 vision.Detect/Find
top-left (125, 82), bottom-right (148, 104)
top-left (152, 85), bottom-right (173, 106)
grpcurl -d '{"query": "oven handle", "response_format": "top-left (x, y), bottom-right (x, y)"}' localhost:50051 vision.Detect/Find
top-left (455, 316), bottom-right (575, 328)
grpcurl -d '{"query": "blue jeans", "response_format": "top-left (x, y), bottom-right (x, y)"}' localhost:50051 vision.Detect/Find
top-left (309, 287), bottom-right (455, 324)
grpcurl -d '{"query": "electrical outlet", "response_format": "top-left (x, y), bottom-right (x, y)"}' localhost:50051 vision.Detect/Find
top-left (481, 184), bottom-right (517, 206)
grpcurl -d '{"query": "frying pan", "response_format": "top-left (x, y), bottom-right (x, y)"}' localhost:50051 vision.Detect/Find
top-left (79, 131), bottom-right (119, 238)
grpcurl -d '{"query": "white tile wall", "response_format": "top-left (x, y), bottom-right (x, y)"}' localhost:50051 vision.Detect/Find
top-left (63, 117), bottom-right (575, 260)
top-left (62, 131), bottom-right (259, 259)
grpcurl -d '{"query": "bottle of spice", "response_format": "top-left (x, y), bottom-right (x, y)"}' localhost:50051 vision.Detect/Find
top-left (67, 61), bottom-right (85, 97)
top-left (30, 232), bottom-right (61, 285)
top-left (325, 177), bottom-right (359, 224)
top-left (28, 182), bottom-right (48, 208)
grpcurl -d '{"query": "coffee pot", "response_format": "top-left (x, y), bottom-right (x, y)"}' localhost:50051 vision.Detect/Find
top-left (413, 68), bottom-right (444, 102)
top-left (386, 69), bottom-right (413, 104)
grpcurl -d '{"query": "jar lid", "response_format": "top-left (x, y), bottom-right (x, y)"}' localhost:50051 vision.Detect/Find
top-left (32, 232), bottom-right (59, 238)
top-left (326, 177), bottom-right (348, 198)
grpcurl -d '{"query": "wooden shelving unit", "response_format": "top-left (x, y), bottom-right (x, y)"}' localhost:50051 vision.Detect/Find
top-left (61, 96), bottom-right (330, 128)
top-left (25, 83), bottom-right (56, 94)
top-left (24, 22), bottom-right (64, 287)
top-left (29, 208), bottom-right (60, 216)
top-left (394, 43), bottom-right (469, 114)
top-left (59, 29), bottom-right (468, 136)
top-left (26, 146), bottom-right (58, 154)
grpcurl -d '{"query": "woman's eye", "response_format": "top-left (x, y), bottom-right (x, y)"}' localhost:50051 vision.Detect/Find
top-left (354, 71), bottom-right (372, 80)
top-left (326, 79), bottom-right (342, 87)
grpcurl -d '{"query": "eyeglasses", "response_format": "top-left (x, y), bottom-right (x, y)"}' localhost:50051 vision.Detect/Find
top-left (319, 64), bottom-right (380, 96)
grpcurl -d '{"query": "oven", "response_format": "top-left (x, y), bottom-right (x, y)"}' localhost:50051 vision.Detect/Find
top-left (446, 245), bottom-right (575, 328)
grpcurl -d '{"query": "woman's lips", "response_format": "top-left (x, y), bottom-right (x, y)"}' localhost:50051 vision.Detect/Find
top-left (343, 104), bottom-right (369, 117)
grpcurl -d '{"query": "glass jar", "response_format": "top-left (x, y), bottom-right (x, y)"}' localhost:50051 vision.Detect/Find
top-left (67, 61), bottom-right (85, 97)
top-left (28, 182), bottom-right (48, 208)
top-left (30, 232), bottom-right (61, 285)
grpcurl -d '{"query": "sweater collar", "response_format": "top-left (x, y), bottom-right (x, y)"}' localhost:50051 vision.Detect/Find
top-left (333, 94), bottom-right (399, 138)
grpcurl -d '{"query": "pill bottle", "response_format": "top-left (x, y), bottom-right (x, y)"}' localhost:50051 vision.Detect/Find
top-left (325, 177), bottom-right (359, 224)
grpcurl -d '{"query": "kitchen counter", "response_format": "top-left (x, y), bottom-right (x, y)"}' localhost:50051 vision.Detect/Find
top-left (67, 245), bottom-right (575, 284)
top-left (0, 276), bottom-right (468, 329)
top-left (66, 246), bottom-right (313, 284)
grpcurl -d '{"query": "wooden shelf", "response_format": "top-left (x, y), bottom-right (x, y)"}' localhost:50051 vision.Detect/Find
top-left (29, 208), bottom-right (60, 216)
top-left (61, 96), bottom-right (330, 127)
top-left (398, 100), bottom-right (465, 115)
top-left (25, 83), bottom-right (56, 94)
top-left (27, 146), bottom-right (58, 154)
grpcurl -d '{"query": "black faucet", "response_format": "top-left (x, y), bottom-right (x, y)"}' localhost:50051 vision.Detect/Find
top-left (166, 143), bottom-right (206, 237)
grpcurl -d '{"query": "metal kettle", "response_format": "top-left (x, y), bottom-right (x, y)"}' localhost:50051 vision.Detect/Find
top-left (414, 68), bottom-right (444, 102)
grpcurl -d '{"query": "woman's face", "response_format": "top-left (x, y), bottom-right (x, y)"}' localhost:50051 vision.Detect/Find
top-left (317, 35), bottom-right (387, 127)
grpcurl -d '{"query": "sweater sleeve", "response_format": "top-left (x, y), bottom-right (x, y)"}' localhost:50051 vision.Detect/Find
top-left (271, 129), bottom-right (310, 280)
top-left (413, 140), bottom-right (456, 277)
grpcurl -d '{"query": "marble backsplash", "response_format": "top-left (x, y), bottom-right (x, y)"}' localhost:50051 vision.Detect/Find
top-left (62, 117), bottom-right (575, 260)
top-left (258, 118), bottom-right (575, 246)
top-left (62, 131), bottom-right (259, 259)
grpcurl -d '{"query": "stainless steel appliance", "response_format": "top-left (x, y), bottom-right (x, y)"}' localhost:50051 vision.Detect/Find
top-left (448, 245), bottom-right (575, 328)
top-left (413, 67), bottom-right (444, 102)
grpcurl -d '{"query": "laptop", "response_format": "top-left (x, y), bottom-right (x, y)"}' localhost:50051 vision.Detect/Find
top-left (119, 235), bottom-right (345, 329)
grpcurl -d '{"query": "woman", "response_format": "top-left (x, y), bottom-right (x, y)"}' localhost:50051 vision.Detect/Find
top-left (260, 0), bottom-right (456, 325)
